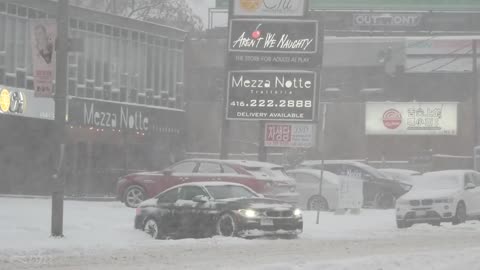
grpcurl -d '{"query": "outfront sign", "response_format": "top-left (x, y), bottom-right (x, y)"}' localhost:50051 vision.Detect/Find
top-left (0, 86), bottom-right (54, 120)
top-left (68, 97), bottom-right (185, 134)
top-left (365, 102), bottom-right (458, 136)
top-left (232, 0), bottom-right (307, 17)
top-left (228, 19), bottom-right (321, 67)
top-left (226, 70), bottom-right (316, 121)
top-left (353, 13), bottom-right (422, 27)
top-left (264, 122), bottom-right (315, 147)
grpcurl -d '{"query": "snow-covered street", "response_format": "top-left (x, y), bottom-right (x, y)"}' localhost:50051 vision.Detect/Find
top-left (1, 197), bottom-right (480, 270)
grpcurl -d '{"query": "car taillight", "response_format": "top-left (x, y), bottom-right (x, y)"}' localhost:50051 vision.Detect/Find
top-left (135, 208), bottom-right (141, 216)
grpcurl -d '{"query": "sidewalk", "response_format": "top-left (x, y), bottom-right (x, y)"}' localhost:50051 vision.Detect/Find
top-left (0, 193), bottom-right (116, 202)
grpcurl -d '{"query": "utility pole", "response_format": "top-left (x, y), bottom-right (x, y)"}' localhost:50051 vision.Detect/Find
top-left (51, 0), bottom-right (69, 237)
top-left (473, 39), bottom-right (479, 147)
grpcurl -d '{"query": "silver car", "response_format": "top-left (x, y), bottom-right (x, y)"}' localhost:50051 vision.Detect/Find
top-left (287, 169), bottom-right (340, 211)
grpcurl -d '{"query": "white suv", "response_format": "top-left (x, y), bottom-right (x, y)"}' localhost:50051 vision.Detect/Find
top-left (395, 170), bottom-right (480, 228)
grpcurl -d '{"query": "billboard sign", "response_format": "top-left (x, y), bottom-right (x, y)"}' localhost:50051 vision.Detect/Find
top-left (0, 86), bottom-right (54, 120)
top-left (365, 102), bottom-right (458, 135)
top-left (232, 0), bottom-right (307, 17)
top-left (264, 122), bottom-right (315, 148)
top-left (228, 19), bottom-right (321, 67)
top-left (353, 13), bottom-right (422, 27)
top-left (30, 19), bottom-right (56, 98)
top-left (226, 70), bottom-right (316, 121)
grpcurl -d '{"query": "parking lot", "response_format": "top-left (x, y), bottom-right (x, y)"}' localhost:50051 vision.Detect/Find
top-left (2, 197), bottom-right (480, 270)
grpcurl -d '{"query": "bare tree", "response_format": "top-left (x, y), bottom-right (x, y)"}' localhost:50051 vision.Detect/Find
top-left (73, 0), bottom-right (203, 31)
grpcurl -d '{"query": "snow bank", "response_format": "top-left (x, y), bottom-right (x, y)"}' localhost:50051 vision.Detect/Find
top-left (248, 248), bottom-right (480, 270)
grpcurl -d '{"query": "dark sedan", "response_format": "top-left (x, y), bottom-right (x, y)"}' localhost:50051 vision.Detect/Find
top-left (134, 182), bottom-right (303, 239)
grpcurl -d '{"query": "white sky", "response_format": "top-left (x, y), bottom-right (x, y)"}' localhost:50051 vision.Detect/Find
top-left (186, 0), bottom-right (228, 28)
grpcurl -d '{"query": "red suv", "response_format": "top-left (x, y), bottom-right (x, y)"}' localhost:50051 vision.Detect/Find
top-left (116, 159), bottom-right (298, 207)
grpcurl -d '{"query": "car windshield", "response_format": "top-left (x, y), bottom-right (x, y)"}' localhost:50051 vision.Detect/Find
top-left (243, 166), bottom-right (290, 180)
top-left (205, 185), bottom-right (258, 200)
top-left (412, 174), bottom-right (462, 190)
top-left (381, 171), bottom-right (414, 182)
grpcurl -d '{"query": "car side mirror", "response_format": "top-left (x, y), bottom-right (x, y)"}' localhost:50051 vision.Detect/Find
top-left (192, 195), bottom-right (209, 203)
top-left (163, 170), bottom-right (173, 176)
top-left (465, 183), bottom-right (476, 190)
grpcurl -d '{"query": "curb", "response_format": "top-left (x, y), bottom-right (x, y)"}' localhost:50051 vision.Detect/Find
top-left (0, 194), bottom-right (117, 202)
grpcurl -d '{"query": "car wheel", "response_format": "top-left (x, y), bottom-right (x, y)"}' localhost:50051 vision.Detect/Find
top-left (307, 195), bottom-right (329, 211)
top-left (124, 185), bottom-right (146, 208)
top-left (429, 221), bottom-right (441, 226)
top-left (143, 218), bottom-right (163, 239)
top-left (452, 202), bottom-right (467, 225)
top-left (396, 219), bottom-right (412, 229)
top-left (374, 192), bottom-right (395, 209)
top-left (216, 213), bottom-right (238, 237)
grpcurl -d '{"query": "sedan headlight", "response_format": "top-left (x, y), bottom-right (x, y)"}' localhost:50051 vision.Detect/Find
top-left (238, 209), bottom-right (258, 218)
top-left (434, 198), bottom-right (454, 204)
top-left (293, 208), bottom-right (302, 217)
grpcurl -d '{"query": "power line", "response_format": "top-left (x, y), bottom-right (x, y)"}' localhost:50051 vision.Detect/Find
top-left (431, 49), bottom-right (473, 72)
top-left (404, 43), bottom-right (473, 72)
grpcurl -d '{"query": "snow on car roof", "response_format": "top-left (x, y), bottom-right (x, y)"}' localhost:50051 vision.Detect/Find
top-left (300, 160), bottom-right (386, 178)
top-left (223, 160), bottom-right (283, 168)
top-left (287, 169), bottom-right (339, 180)
top-left (378, 168), bottom-right (420, 175)
top-left (174, 158), bottom-right (284, 168)
top-left (175, 181), bottom-right (247, 188)
top-left (301, 160), bottom-right (366, 166)
top-left (423, 170), bottom-right (476, 177)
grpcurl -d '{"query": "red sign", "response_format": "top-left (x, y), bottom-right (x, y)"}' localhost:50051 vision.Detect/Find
top-left (266, 124), bottom-right (292, 144)
top-left (264, 123), bottom-right (315, 148)
top-left (382, 109), bottom-right (402, 129)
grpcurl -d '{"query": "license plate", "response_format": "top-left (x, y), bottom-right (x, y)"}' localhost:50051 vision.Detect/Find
top-left (415, 210), bottom-right (427, 217)
top-left (260, 219), bottom-right (274, 226)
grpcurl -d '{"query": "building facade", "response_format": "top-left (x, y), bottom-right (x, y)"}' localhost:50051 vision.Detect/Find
top-left (186, 29), bottom-right (477, 164)
top-left (0, 0), bottom-right (187, 196)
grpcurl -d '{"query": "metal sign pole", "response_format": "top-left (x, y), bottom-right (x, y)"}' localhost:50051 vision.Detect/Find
top-left (315, 103), bottom-right (327, 225)
top-left (258, 121), bottom-right (267, 162)
top-left (473, 39), bottom-right (479, 147)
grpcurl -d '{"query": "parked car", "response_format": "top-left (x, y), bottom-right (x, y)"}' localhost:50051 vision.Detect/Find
top-left (135, 182), bottom-right (303, 239)
top-left (378, 168), bottom-right (421, 183)
top-left (298, 160), bottom-right (411, 209)
top-left (117, 159), bottom-right (298, 207)
top-left (223, 160), bottom-right (298, 203)
top-left (395, 170), bottom-right (480, 228)
top-left (287, 169), bottom-right (339, 211)
top-left (287, 169), bottom-right (363, 211)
